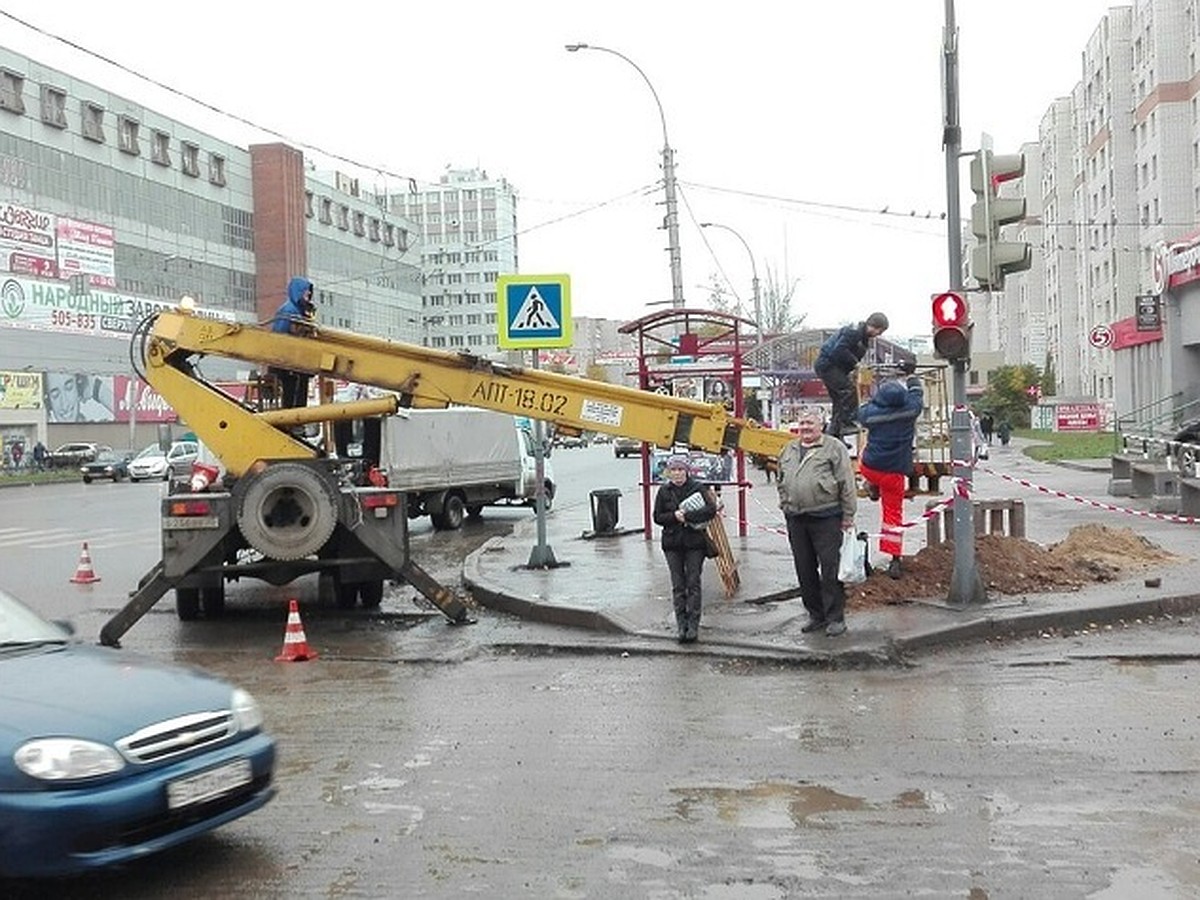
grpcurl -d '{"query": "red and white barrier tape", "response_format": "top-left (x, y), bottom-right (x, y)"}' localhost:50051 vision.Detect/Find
top-left (978, 466), bottom-right (1200, 526)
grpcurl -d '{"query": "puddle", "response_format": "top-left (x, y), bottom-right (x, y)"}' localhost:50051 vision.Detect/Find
top-left (669, 780), bottom-right (945, 827)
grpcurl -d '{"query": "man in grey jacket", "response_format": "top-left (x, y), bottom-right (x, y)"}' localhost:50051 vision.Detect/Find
top-left (776, 407), bottom-right (858, 636)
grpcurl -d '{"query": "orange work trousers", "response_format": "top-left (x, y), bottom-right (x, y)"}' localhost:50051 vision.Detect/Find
top-left (859, 461), bottom-right (906, 557)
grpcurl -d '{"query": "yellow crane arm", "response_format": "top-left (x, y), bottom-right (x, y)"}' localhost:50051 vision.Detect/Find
top-left (144, 309), bottom-right (795, 476)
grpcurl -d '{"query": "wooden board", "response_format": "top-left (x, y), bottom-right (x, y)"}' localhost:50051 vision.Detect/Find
top-left (706, 515), bottom-right (740, 598)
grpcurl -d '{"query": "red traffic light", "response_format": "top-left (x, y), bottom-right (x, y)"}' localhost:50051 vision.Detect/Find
top-left (931, 292), bottom-right (970, 361)
top-left (932, 292), bottom-right (968, 327)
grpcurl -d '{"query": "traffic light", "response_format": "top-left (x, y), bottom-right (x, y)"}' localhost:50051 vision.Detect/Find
top-left (931, 291), bottom-right (971, 361)
top-left (969, 150), bottom-right (1031, 290)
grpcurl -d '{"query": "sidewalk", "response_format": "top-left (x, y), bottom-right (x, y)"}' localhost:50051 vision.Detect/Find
top-left (463, 439), bottom-right (1200, 664)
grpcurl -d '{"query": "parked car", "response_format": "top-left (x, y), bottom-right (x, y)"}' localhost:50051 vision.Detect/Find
top-left (0, 587), bottom-right (276, 878)
top-left (1174, 416), bottom-right (1200, 477)
top-left (80, 447), bottom-right (128, 483)
top-left (613, 436), bottom-right (642, 458)
top-left (47, 441), bottom-right (100, 469)
top-left (128, 440), bottom-right (200, 482)
top-left (553, 433), bottom-right (588, 449)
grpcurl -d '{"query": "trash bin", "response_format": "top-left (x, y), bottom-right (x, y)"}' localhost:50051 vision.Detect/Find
top-left (589, 488), bottom-right (622, 535)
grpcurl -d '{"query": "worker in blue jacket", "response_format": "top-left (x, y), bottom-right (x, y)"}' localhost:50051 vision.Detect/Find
top-left (857, 362), bottom-right (923, 578)
top-left (269, 277), bottom-right (316, 409)
top-left (814, 312), bottom-right (889, 437)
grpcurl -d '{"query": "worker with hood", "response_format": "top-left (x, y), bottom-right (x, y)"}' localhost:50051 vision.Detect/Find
top-left (857, 362), bottom-right (923, 578)
top-left (269, 276), bottom-right (316, 409)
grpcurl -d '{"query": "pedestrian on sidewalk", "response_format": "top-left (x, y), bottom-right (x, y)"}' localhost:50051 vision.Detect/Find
top-left (813, 312), bottom-right (889, 437)
top-left (776, 407), bottom-right (858, 637)
top-left (998, 419), bottom-right (1012, 446)
top-left (653, 454), bottom-right (718, 643)
top-left (857, 364), bottom-right (923, 579)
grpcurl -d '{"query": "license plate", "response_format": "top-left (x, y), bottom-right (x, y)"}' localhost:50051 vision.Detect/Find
top-left (167, 758), bottom-right (253, 810)
top-left (163, 515), bottom-right (220, 530)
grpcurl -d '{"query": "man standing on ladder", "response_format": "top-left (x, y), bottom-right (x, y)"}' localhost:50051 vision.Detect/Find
top-left (814, 312), bottom-right (890, 437)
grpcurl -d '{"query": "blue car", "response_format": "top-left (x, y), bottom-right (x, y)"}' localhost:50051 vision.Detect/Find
top-left (0, 589), bottom-right (276, 879)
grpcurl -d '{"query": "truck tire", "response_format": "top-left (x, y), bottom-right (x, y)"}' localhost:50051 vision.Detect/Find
top-left (432, 492), bottom-right (466, 531)
top-left (358, 580), bottom-right (384, 608)
top-left (236, 463), bottom-right (338, 560)
top-left (176, 587), bottom-right (201, 621)
top-left (201, 585), bottom-right (225, 618)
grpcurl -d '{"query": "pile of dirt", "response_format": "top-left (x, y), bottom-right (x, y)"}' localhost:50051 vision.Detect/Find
top-left (847, 524), bottom-right (1184, 610)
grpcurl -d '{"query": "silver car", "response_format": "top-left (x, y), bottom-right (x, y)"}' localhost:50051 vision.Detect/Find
top-left (128, 441), bottom-right (200, 482)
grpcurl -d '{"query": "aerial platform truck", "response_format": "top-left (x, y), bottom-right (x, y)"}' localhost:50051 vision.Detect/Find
top-left (100, 304), bottom-right (796, 647)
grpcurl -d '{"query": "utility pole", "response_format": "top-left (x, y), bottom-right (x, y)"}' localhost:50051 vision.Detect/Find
top-left (942, 0), bottom-right (986, 604)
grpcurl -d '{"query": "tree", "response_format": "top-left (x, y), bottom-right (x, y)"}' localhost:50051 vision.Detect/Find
top-left (759, 263), bottom-right (803, 335)
top-left (700, 273), bottom-right (738, 317)
top-left (977, 363), bottom-right (1042, 428)
top-left (1040, 353), bottom-right (1056, 397)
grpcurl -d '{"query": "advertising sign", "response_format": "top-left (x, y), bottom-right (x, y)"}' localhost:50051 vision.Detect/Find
top-left (113, 375), bottom-right (178, 423)
top-left (0, 274), bottom-right (239, 339)
top-left (44, 373), bottom-right (116, 423)
top-left (0, 371), bottom-right (43, 409)
top-left (1055, 403), bottom-right (1102, 432)
top-left (56, 218), bottom-right (117, 289)
top-left (0, 202), bottom-right (55, 278)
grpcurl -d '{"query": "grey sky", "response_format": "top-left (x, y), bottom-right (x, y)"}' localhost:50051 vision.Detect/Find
top-left (0, 0), bottom-right (1122, 337)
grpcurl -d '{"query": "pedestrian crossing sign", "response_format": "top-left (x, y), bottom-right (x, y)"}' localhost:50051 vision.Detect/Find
top-left (497, 274), bottom-right (572, 349)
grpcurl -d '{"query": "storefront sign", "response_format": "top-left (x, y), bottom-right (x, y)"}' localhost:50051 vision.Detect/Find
top-left (0, 371), bottom-right (43, 409)
top-left (1135, 294), bottom-right (1161, 331)
top-left (1055, 403), bottom-right (1101, 432)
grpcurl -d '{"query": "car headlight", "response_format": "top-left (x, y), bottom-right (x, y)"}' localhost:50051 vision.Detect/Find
top-left (230, 688), bottom-right (264, 732)
top-left (15, 738), bottom-right (125, 781)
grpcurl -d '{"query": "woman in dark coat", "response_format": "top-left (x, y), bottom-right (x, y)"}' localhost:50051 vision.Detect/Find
top-left (653, 454), bottom-right (717, 643)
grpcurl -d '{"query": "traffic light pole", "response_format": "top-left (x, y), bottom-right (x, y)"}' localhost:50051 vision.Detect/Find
top-left (941, 0), bottom-right (986, 605)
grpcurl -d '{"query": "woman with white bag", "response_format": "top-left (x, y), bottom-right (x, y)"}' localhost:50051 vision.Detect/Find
top-left (776, 408), bottom-right (859, 637)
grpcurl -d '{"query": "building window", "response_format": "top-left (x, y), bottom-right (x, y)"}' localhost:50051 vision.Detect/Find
top-left (337, 205), bottom-right (350, 230)
top-left (304, 190), bottom-right (314, 218)
top-left (208, 152), bottom-right (226, 186)
top-left (369, 218), bottom-right (381, 242)
top-left (319, 197), bottom-right (333, 224)
top-left (151, 129), bottom-right (171, 165)
top-left (181, 141), bottom-right (200, 177)
top-left (117, 115), bottom-right (140, 155)
top-left (382, 222), bottom-right (395, 247)
top-left (0, 68), bottom-right (25, 115)
top-left (397, 228), bottom-right (409, 252)
top-left (352, 211), bottom-right (365, 236)
top-left (39, 85), bottom-right (67, 128)
top-left (81, 102), bottom-right (105, 143)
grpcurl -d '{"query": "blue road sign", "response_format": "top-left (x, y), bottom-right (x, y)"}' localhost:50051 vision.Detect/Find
top-left (496, 274), bottom-right (572, 349)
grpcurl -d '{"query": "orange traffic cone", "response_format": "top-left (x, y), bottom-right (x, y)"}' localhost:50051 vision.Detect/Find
top-left (275, 599), bottom-right (318, 662)
top-left (69, 542), bottom-right (101, 584)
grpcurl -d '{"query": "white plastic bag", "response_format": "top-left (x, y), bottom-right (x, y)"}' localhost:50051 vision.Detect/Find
top-left (837, 529), bottom-right (867, 584)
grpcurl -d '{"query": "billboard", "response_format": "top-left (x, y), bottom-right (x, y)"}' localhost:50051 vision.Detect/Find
top-left (0, 371), bottom-right (43, 409)
top-left (44, 373), bottom-right (116, 423)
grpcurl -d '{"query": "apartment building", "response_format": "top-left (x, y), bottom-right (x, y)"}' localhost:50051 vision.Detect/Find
top-left (392, 168), bottom-right (519, 356)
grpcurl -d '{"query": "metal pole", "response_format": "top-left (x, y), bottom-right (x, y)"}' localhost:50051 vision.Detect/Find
top-left (566, 43), bottom-right (685, 308)
top-left (699, 221), bottom-right (760, 338)
top-left (942, 0), bottom-right (985, 604)
top-left (526, 349), bottom-right (559, 568)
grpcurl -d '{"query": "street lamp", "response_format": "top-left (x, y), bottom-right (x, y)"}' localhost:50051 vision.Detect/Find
top-left (566, 42), bottom-right (684, 309)
top-left (699, 221), bottom-right (760, 340)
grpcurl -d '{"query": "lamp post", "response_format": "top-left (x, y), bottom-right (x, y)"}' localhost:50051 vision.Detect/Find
top-left (699, 221), bottom-right (760, 340)
top-left (566, 43), bottom-right (684, 309)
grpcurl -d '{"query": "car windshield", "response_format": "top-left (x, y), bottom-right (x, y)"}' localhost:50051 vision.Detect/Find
top-left (135, 444), bottom-right (167, 459)
top-left (94, 451), bottom-right (119, 463)
top-left (0, 589), bottom-right (70, 647)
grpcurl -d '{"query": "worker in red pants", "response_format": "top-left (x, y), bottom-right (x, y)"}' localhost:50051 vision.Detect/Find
top-left (857, 364), bottom-right (924, 578)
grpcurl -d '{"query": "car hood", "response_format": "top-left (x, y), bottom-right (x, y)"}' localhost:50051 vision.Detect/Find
top-left (0, 643), bottom-right (234, 750)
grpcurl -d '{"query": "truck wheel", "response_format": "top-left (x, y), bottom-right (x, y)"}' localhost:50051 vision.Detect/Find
top-left (358, 580), bottom-right (384, 608)
top-left (433, 493), bottom-right (466, 531)
top-left (201, 585), bottom-right (225, 618)
top-left (236, 463), bottom-right (338, 560)
top-left (176, 587), bottom-right (201, 621)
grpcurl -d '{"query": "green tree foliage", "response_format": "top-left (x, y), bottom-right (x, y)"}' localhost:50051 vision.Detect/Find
top-left (977, 363), bottom-right (1042, 428)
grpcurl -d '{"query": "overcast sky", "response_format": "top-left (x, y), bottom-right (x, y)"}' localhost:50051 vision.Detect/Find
top-left (0, 0), bottom-right (1125, 338)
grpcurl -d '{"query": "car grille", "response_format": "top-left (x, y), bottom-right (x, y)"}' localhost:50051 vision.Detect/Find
top-left (115, 710), bottom-right (235, 763)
